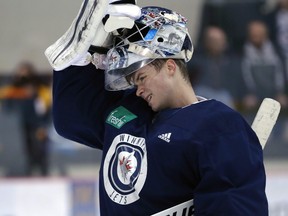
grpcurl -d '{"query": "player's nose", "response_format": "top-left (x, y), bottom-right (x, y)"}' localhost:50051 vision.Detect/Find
top-left (136, 85), bottom-right (144, 97)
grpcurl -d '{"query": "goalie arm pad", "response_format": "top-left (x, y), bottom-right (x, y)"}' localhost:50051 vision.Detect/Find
top-left (45, 0), bottom-right (140, 71)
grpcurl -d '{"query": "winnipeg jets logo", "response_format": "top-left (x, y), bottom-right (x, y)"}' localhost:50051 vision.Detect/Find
top-left (118, 151), bottom-right (137, 185)
top-left (158, 133), bottom-right (172, 143)
top-left (103, 134), bottom-right (147, 205)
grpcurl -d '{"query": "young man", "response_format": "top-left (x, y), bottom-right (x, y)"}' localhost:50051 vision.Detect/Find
top-left (46, 1), bottom-right (268, 215)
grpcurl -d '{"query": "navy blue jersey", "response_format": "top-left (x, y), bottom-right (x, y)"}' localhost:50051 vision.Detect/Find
top-left (53, 64), bottom-right (268, 215)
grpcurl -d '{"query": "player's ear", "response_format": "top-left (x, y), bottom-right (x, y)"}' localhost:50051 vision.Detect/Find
top-left (166, 59), bottom-right (177, 76)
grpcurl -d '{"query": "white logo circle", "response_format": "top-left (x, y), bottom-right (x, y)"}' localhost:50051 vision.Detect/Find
top-left (103, 134), bottom-right (147, 205)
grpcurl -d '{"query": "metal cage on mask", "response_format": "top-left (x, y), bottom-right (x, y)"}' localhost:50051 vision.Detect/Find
top-left (105, 6), bottom-right (194, 91)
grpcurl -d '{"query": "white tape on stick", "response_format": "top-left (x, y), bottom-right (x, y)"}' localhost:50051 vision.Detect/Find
top-left (251, 98), bottom-right (281, 149)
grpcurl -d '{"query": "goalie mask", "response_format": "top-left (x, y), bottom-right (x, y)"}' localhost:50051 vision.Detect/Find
top-left (105, 6), bottom-right (194, 91)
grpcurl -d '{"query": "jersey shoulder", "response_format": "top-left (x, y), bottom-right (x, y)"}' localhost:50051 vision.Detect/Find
top-left (170, 99), bottom-right (247, 136)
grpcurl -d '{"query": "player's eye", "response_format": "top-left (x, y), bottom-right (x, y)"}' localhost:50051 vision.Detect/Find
top-left (139, 75), bottom-right (146, 83)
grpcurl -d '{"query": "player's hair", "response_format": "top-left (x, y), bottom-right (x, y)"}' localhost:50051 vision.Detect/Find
top-left (126, 59), bottom-right (191, 85)
top-left (149, 59), bottom-right (191, 84)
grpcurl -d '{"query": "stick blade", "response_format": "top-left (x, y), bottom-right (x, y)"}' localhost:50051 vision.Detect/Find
top-left (251, 98), bottom-right (281, 149)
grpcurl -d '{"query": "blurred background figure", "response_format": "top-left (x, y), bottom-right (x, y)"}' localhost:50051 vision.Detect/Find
top-left (188, 26), bottom-right (242, 108)
top-left (241, 20), bottom-right (288, 111)
top-left (0, 61), bottom-right (52, 176)
top-left (198, 0), bottom-right (266, 54)
top-left (265, 0), bottom-right (288, 91)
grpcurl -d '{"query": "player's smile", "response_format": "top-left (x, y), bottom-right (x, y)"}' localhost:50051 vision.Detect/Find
top-left (141, 91), bottom-right (154, 108)
top-left (146, 94), bottom-right (152, 104)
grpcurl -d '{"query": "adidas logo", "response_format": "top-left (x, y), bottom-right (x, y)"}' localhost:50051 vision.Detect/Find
top-left (158, 133), bottom-right (172, 143)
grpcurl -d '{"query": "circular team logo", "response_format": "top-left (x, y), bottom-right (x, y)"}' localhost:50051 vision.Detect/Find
top-left (103, 133), bottom-right (147, 205)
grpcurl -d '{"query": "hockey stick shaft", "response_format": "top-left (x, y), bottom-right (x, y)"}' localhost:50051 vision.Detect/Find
top-left (251, 98), bottom-right (281, 149)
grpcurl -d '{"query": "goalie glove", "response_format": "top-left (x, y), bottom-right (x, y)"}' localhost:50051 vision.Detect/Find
top-left (90, 1), bottom-right (141, 69)
top-left (44, 0), bottom-right (141, 71)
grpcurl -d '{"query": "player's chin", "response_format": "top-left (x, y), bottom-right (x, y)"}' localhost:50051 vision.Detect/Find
top-left (151, 107), bottom-right (159, 112)
top-left (149, 103), bottom-right (161, 112)
top-left (148, 102), bottom-right (156, 111)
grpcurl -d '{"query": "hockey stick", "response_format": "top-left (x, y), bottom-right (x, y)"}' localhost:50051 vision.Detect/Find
top-left (251, 98), bottom-right (281, 149)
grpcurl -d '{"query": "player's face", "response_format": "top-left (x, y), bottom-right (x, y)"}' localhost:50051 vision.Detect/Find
top-left (131, 62), bottom-right (173, 111)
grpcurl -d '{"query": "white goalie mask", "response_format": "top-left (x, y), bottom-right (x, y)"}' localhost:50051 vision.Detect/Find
top-left (105, 6), bottom-right (194, 91)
